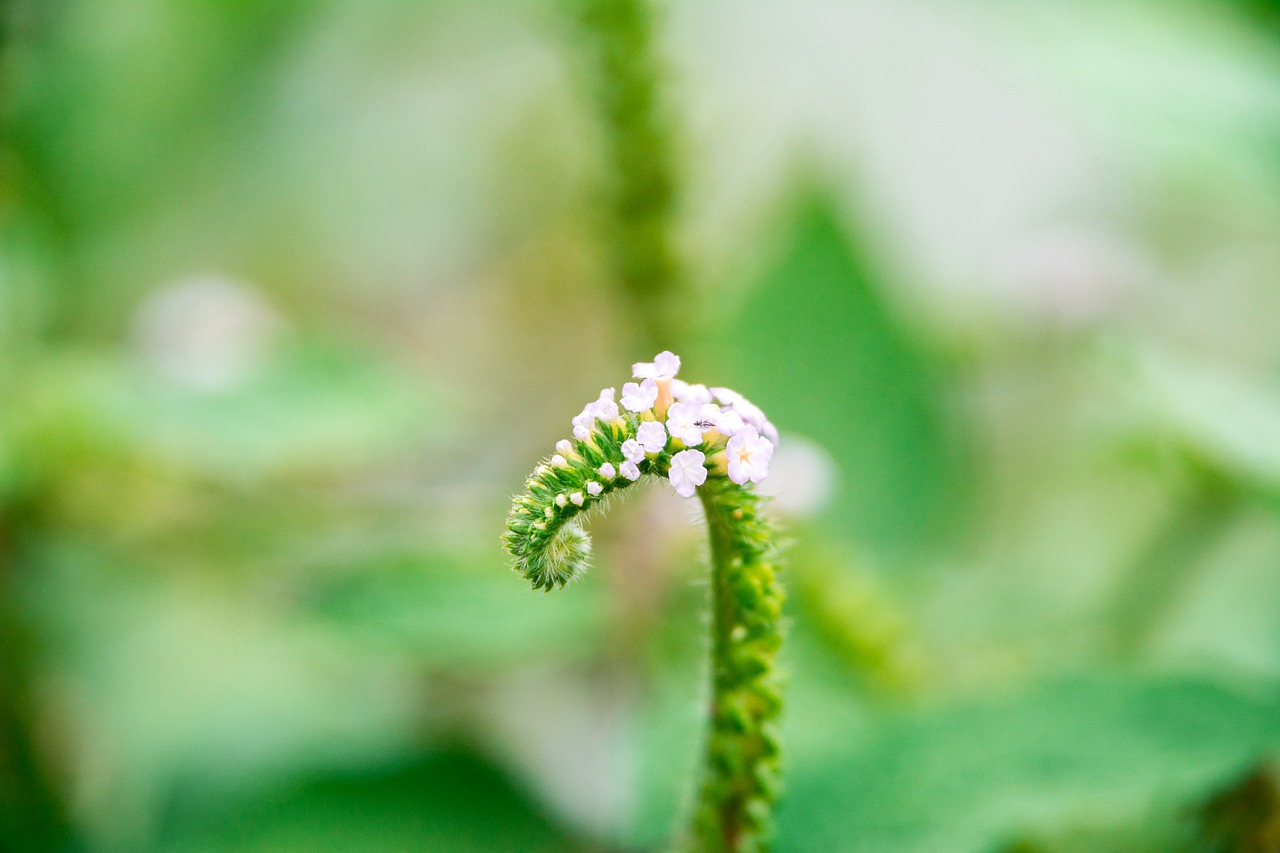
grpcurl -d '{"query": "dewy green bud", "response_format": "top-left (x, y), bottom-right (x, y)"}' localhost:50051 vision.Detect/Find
top-left (501, 352), bottom-right (786, 852)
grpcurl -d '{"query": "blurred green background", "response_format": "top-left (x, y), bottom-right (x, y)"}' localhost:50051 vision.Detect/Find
top-left (6, 0), bottom-right (1280, 850)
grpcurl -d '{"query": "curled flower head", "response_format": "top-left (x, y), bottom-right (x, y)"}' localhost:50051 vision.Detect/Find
top-left (503, 353), bottom-right (778, 590)
top-left (500, 352), bottom-right (787, 853)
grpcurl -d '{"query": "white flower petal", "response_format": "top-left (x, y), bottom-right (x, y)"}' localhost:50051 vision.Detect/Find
top-left (636, 420), bottom-right (668, 453)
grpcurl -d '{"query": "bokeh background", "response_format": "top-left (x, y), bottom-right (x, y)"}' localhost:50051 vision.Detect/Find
top-left (6, 0), bottom-right (1280, 850)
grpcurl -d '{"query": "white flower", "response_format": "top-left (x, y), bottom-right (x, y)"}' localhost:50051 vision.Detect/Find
top-left (593, 387), bottom-right (620, 421)
top-left (672, 381), bottom-right (713, 404)
top-left (587, 481), bottom-right (603, 496)
top-left (726, 424), bottom-right (774, 485)
top-left (556, 439), bottom-right (573, 456)
top-left (551, 454), bottom-right (569, 468)
top-left (598, 462), bottom-right (617, 480)
top-left (711, 386), bottom-right (778, 446)
top-left (570, 492), bottom-right (585, 506)
top-left (668, 449), bottom-right (708, 497)
top-left (713, 408), bottom-right (745, 437)
top-left (636, 420), bottom-right (668, 453)
top-left (621, 439), bottom-right (645, 464)
top-left (620, 460), bottom-right (641, 481)
top-left (555, 494), bottom-right (568, 507)
top-left (632, 350), bottom-right (681, 381)
top-left (666, 401), bottom-right (720, 445)
top-left (544, 506), bottom-right (554, 518)
top-left (575, 388), bottom-right (619, 432)
top-left (621, 378), bottom-right (658, 412)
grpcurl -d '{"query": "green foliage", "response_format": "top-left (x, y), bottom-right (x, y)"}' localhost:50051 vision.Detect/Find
top-left (778, 673), bottom-right (1280, 852)
top-left (157, 751), bottom-right (589, 853)
top-left (710, 195), bottom-right (965, 555)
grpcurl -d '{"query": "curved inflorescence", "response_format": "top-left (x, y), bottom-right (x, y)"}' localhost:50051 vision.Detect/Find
top-left (503, 352), bottom-right (785, 853)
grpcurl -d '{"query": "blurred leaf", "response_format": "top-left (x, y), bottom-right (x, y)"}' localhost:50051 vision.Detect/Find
top-left (12, 339), bottom-right (442, 486)
top-left (157, 749), bottom-right (589, 853)
top-left (777, 673), bottom-right (1280, 853)
top-left (708, 193), bottom-right (965, 555)
top-left (305, 551), bottom-right (606, 672)
top-left (1118, 344), bottom-right (1280, 497)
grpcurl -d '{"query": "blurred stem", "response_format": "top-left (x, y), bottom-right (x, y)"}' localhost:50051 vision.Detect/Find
top-left (691, 482), bottom-right (783, 853)
top-left (572, 0), bottom-right (684, 352)
top-left (0, 511), bottom-right (72, 851)
top-left (1107, 469), bottom-right (1239, 658)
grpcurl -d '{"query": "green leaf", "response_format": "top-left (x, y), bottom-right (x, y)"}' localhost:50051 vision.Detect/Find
top-left (777, 673), bottom-right (1280, 853)
top-left (157, 750), bottom-right (589, 853)
top-left (707, 192), bottom-right (965, 555)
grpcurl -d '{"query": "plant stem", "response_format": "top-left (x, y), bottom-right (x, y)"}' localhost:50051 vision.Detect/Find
top-left (691, 481), bottom-right (784, 853)
top-left (572, 0), bottom-right (683, 351)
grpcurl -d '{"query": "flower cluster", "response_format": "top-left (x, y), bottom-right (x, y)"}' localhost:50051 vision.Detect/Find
top-left (504, 351), bottom-right (777, 589)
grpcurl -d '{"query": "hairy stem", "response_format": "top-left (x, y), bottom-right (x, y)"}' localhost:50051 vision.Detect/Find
top-left (690, 480), bottom-right (783, 853)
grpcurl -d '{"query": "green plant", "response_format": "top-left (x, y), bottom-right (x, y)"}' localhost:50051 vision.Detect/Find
top-left (503, 352), bottom-right (785, 852)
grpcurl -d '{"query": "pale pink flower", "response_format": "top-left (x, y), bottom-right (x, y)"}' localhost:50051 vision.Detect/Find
top-left (726, 424), bottom-right (774, 485)
top-left (636, 421), bottom-right (668, 453)
top-left (621, 378), bottom-right (659, 412)
top-left (668, 449), bottom-right (708, 497)
top-left (632, 350), bottom-right (681, 381)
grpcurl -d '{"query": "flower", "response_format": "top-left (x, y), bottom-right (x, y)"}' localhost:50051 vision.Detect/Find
top-left (632, 350), bottom-right (680, 381)
top-left (714, 408), bottom-right (745, 437)
top-left (591, 389), bottom-right (620, 422)
top-left (572, 413), bottom-right (592, 441)
top-left (598, 462), bottom-right (617, 479)
top-left (570, 492), bottom-right (585, 506)
top-left (555, 494), bottom-right (569, 507)
top-left (711, 386), bottom-right (779, 445)
top-left (666, 400), bottom-right (720, 445)
top-left (551, 454), bottom-right (569, 468)
top-left (587, 481), bottom-right (603, 496)
top-left (556, 439), bottom-right (573, 456)
top-left (726, 424), bottom-right (774, 484)
top-left (672, 380), bottom-right (713, 404)
top-left (668, 449), bottom-right (708, 497)
top-left (621, 439), bottom-right (645, 464)
top-left (636, 420), bottom-right (668, 453)
top-left (620, 460), bottom-right (641, 481)
top-left (621, 378), bottom-right (658, 412)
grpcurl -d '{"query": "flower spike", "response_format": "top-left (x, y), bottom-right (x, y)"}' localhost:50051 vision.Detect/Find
top-left (502, 352), bottom-right (784, 853)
